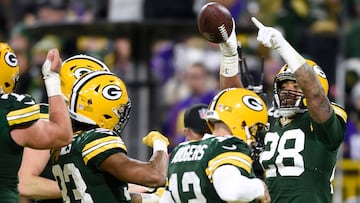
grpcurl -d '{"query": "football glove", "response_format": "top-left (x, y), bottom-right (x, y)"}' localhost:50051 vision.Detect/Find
top-left (219, 18), bottom-right (240, 77)
top-left (251, 17), bottom-right (305, 72)
top-left (219, 18), bottom-right (238, 56)
top-left (142, 131), bottom-right (169, 148)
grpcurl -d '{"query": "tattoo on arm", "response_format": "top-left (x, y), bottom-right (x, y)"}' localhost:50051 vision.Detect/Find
top-left (295, 65), bottom-right (332, 123)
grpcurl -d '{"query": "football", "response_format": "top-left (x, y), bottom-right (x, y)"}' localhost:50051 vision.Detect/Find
top-left (197, 2), bottom-right (233, 43)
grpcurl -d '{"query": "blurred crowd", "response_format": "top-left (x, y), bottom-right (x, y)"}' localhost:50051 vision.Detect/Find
top-left (0, 0), bottom-right (359, 159)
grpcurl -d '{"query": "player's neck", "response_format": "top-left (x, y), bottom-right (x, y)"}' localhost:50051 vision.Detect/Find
top-left (213, 122), bottom-right (232, 136)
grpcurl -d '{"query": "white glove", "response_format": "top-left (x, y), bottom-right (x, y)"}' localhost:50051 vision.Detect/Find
top-left (251, 17), bottom-right (305, 72)
top-left (219, 18), bottom-right (240, 77)
top-left (219, 18), bottom-right (238, 56)
top-left (42, 59), bottom-right (61, 97)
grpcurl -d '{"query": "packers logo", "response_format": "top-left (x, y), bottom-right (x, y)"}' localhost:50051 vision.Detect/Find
top-left (102, 85), bottom-right (122, 100)
top-left (73, 67), bottom-right (93, 79)
top-left (313, 65), bottom-right (327, 79)
top-left (243, 95), bottom-right (264, 111)
top-left (5, 52), bottom-right (18, 67)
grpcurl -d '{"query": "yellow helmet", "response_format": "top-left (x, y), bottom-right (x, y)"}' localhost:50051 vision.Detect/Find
top-left (273, 59), bottom-right (329, 117)
top-left (206, 88), bottom-right (268, 145)
top-left (60, 54), bottom-right (110, 101)
top-left (0, 43), bottom-right (19, 94)
top-left (68, 71), bottom-right (131, 134)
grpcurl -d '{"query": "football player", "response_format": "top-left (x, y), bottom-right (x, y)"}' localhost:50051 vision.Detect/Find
top-left (217, 15), bottom-right (347, 202)
top-left (160, 88), bottom-right (271, 203)
top-left (183, 103), bottom-right (212, 141)
top-left (51, 71), bottom-right (169, 202)
top-left (0, 44), bottom-right (72, 202)
top-left (18, 54), bottom-right (111, 203)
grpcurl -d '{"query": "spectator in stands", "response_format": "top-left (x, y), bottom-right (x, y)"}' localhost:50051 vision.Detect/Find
top-left (163, 62), bottom-right (216, 151)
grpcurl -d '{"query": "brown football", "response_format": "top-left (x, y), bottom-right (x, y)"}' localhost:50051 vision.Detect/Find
top-left (197, 2), bottom-right (233, 43)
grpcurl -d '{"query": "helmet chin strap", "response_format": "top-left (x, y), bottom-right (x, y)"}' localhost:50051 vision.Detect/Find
top-left (244, 126), bottom-right (252, 146)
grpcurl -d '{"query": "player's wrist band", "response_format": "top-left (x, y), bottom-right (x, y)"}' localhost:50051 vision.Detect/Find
top-left (153, 139), bottom-right (168, 153)
top-left (220, 55), bottom-right (239, 77)
top-left (44, 76), bottom-right (62, 97)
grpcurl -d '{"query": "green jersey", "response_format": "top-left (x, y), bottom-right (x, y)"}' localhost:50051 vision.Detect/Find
top-left (0, 93), bottom-right (47, 203)
top-left (166, 134), bottom-right (257, 203)
top-left (260, 104), bottom-right (347, 203)
top-left (52, 128), bottom-right (131, 203)
top-left (35, 159), bottom-right (63, 203)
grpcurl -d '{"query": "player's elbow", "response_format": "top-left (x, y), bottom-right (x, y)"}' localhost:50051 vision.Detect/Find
top-left (143, 172), bottom-right (167, 188)
top-left (54, 128), bottom-right (73, 147)
top-left (18, 180), bottom-right (33, 198)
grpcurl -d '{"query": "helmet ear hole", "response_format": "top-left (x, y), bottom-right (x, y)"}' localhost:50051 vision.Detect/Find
top-left (5, 82), bottom-right (10, 88)
top-left (103, 114), bottom-right (112, 119)
top-left (241, 121), bottom-right (246, 129)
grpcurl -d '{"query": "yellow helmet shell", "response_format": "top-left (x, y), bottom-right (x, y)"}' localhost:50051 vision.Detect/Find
top-left (206, 88), bottom-right (268, 143)
top-left (0, 43), bottom-right (19, 93)
top-left (60, 54), bottom-right (110, 101)
top-left (69, 71), bottom-right (131, 132)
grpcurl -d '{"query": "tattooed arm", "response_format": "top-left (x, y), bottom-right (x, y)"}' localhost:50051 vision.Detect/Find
top-left (293, 64), bottom-right (332, 123)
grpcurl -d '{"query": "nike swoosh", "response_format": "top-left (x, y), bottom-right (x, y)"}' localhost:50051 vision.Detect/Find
top-left (222, 144), bottom-right (237, 150)
top-left (24, 101), bottom-right (36, 105)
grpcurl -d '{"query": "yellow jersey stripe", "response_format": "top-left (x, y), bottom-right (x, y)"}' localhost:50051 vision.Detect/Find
top-left (206, 152), bottom-right (252, 181)
top-left (83, 136), bottom-right (123, 151)
top-left (7, 105), bottom-right (41, 126)
top-left (40, 113), bottom-right (49, 120)
top-left (82, 140), bottom-right (127, 164)
top-left (331, 104), bottom-right (347, 123)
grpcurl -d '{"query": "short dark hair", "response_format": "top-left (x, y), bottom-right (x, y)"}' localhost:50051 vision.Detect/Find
top-left (184, 104), bottom-right (211, 135)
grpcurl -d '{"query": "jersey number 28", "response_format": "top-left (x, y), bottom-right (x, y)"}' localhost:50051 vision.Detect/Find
top-left (260, 129), bottom-right (305, 177)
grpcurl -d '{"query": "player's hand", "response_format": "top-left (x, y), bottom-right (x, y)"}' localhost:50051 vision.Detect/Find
top-left (42, 48), bottom-right (62, 97)
top-left (258, 180), bottom-right (271, 203)
top-left (251, 17), bottom-right (285, 49)
top-left (219, 18), bottom-right (238, 56)
top-left (42, 48), bottom-right (62, 77)
top-left (142, 131), bottom-right (169, 148)
top-left (251, 16), bottom-right (305, 72)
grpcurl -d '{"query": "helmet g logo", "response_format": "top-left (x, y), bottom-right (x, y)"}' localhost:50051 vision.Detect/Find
top-left (243, 95), bottom-right (264, 111)
top-left (103, 85), bottom-right (122, 100)
top-left (73, 68), bottom-right (93, 79)
top-left (313, 65), bottom-right (327, 79)
top-left (5, 52), bottom-right (18, 67)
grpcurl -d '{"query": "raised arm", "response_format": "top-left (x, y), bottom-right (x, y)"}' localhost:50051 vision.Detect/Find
top-left (218, 18), bottom-right (244, 90)
top-left (11, 48), bottom-right (73, 148)
top-left (251, 17), bottom-right (332, 123)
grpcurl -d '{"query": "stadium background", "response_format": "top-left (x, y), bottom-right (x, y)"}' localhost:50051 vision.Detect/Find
top-left (1, 0), bottom-right (359, 202)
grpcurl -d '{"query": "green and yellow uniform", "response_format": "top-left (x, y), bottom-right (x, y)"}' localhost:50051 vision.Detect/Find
top-left (260, 104), bottom-right (347, 203)
top-left (0, 93), bottom-right (47, 203)
top-left (166, 134), bottom-right (257, 203)
top-left (52, 128), bottom-right (131, 203)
